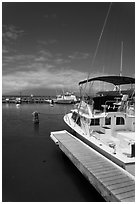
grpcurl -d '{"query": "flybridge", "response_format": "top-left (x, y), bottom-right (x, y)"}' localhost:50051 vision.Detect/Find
top-left (79, 76), bottom-right (135, 86)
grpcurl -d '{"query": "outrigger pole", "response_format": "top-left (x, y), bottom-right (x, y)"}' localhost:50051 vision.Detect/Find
top-left (76, 3), bottom-right (112, 123)
top-left (81, 2), bottom-right (112, 97)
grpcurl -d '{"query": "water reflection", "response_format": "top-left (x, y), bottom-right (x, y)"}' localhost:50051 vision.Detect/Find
top-left (5, 104), bottom-right (10, 108)
top-left (33, 123), bottom-right (39, 136)
top-left (3, 103), bottom-right (104, 202)
top-left (16, 104), bottom-right (21, 109)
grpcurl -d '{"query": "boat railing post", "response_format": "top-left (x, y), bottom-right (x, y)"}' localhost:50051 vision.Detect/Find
top-left (67, 114), bottom-right (71, 125)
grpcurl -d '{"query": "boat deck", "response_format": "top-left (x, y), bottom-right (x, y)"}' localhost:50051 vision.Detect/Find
top-left (50, 130), bottom-right (135, 202)
top-left (64, 113), bottom-right (135, 173)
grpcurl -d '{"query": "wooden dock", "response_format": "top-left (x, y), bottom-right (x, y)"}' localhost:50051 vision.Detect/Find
top-left (50, 130), bottom-right (135, 202)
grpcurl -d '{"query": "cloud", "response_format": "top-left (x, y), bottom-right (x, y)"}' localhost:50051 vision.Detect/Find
top-left (2, 67), bottom-right (87, 94)
top-left (2, 50), bottom-right (54, 74)
top-left (2, 64), bottom-right (114, 95)
top-left (2, 45), bottom-right (9, 54)
top-left (38, 50), bottom-right (53, 58)
top-left (2, 25), bottom-right (24, 55)
top-left (2, 54), bottom-right (36, 73)
top-left (35, 56), bottom-right (48, 62)
top-left (68, 52), bottom-right (90, 60)
top-left (3, 54), bottom-right (34, 62)
top-left (38, 39), bottom-right (57, 45)
top-left (2, 50), bottom-right (71, 74)
top-left (2, 25), bottom-right (24, 42)
top-left (54, 58), bottom-right (71, 64)
top-left (2, 49), bottom-right (112, 95)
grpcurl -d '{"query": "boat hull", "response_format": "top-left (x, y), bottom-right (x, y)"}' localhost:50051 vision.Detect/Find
top-left (54, 99), bottom-right (76, 104)
top-left (64, 113), bottom-right (135, 175)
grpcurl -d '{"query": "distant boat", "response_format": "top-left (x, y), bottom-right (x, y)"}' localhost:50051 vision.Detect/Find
top-left (54, 92), bottom-right (78, 104)
top-left (5, 98), bottom-right (10, 103)
top-left (15, 97), bottom-right (22, 104)
top-left (15, 91), bottom-right (22, 104)
top-left (64, 75), bottom-right (135, 175)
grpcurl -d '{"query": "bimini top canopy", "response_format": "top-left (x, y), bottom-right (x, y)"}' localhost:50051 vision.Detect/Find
top-left (79, 76), bottom-right (135, 86)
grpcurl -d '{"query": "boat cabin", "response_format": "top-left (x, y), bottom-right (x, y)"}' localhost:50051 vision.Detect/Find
top-left (71, 109), bottom-right (135, 133)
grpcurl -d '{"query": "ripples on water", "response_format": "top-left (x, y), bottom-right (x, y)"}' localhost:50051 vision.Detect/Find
top-left (2, 103), bottom-right (104, 202)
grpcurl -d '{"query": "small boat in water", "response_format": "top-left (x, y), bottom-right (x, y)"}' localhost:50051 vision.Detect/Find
top-left (54, 92), bottom-right (78, 104)
top-left (15, 97), bottom-right (22, 104)
top-left (64, 75), bottom-right (135, 175)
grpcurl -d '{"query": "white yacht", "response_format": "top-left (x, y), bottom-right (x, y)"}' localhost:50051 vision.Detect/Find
top-left (64, 76), bottom-right (135, 175)
top-left (54, 92), bottom-right (78, 104)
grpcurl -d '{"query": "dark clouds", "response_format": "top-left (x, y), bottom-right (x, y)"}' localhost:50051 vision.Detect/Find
top-left (2, 2), bottom-right (135, 95)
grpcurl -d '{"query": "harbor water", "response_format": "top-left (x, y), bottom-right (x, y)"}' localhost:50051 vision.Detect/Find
top-left (2, 103), bottom-right (104, 202)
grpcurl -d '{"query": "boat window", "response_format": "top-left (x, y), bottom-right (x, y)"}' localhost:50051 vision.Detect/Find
top-left (116, 117), bottom-right (125, 125)
top-left (72, 112), bottom-right (77, 121)
top-left (72, 112), bottom-right (81, 126)
top-left (76, 116), bottom-right (81, 126)
top-left (105, 117), bottom-right (111, 125)
top-left (90, 118), bottom-right (100, 126)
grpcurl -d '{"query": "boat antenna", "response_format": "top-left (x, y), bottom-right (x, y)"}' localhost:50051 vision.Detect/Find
top-left (120, 41), bottom-right (123, 76)
top-left (118, 41), bottom-right (123, 92)
top-left (102, 65), bottom-right (105, 91)
top-left (82, 2), bottom-right (112, 96)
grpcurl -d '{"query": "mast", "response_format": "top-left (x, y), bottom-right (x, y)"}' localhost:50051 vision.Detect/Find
top-left (102, 65), bottom-right (105, 91)
top-left (119, 41), bottom-right (123, 92)
top-left (120, 41), bottom-right (123, 76)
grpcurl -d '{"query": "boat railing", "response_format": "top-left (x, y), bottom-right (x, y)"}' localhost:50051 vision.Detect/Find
top-left (126, 99), bottom-right (135, 116)
top-left (66, 113), bottom-right (71, 125)
top-left (104, 98), bottom-right (135, 115)
top-left (104, 100), bottom-right (119, 112)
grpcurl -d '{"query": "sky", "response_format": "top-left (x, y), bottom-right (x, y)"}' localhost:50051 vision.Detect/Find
top-left (2, 2), bottom-right (135, 96)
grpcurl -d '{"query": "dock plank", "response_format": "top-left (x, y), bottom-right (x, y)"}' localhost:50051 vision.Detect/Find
top-left (93, 169), bottom-right (120, 176)
top-left (50, 130), bottom-right (135, 202)
top-left (103, 176), bottom-right (132, 186)
top-left (85, 162), bottom-right (115, 169)
top-left (95, 171), bottom-right (124, 180)
top-left (112, 185), bottom-right (135, 195)
top-left (100, 174), bottom-right (128, 182)
top-left (121, 196), bottom-right (135, 202)
top-left (89, 166), bottom-right (115, 173)
top-left (116, 190), bottom-right (135, 200)
top-left (108, 180), bottom-right (134, 190)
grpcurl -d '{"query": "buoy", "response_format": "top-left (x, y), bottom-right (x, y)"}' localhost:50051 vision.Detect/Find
top-left (32, 111), bottom-right (39, 124)
top-left (50, 99), bottom-right (54, 107)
